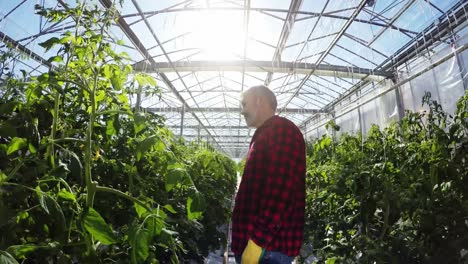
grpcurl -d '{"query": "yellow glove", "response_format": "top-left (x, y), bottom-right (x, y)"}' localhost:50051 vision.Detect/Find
top-left (241, 239), bottom-right (265, 264)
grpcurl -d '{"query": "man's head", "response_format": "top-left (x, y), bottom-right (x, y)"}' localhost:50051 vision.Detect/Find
top-left (241, 85), bottom-right (277, 128)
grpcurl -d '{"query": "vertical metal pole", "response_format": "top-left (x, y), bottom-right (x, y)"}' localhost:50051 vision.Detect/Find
top-left (405, 61), bottom-right (416, 111)
top-left (330, 112), bottom-right (336, 141)
top-left (357, 106), bottom-right (363, 136)
top-left (357, 90), bottom-right (364, 135)
top-left (453, 42), bottom-right (468, 90)
top-left (429, 57), bottom-right (442, 102)
top-left (136, 86), bottom-right (142, 110)
top-left (394, 84), bottom-right (405, 121)
top-left (180, 105), bottom-right (185, 137)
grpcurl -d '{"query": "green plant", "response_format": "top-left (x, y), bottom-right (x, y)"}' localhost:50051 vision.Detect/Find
top-left (304, 91), bottom-right (468, 263)
top-left (0, 2), bottom-right (237, 263)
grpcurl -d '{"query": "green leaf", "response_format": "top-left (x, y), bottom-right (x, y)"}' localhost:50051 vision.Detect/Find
top-left (84, 208), bottom-right (116, 245)
top-left (47, 55), bottom-right (63, 63)
top-left (57, 189), bottom-right (76, 202)
top-left (59, 35), bottom-right (73, 44)
top-left (136, 135), bottom-right (158, 161)
top-left (0, 101), bottom-right (19, 115)
top-left (0, 250), bottom-right (19, 264)
top-left (103, 65), bottom-right (112, 79)
top-left (187, 188), bottom-right (205, 220)
top-left (129, 226), bottom-right (150, 264)
top-left (135, 73), bottom-right (156, 87)
top-left (16, 211), bottom-right (29, 224)
top-left (36, 191), bottom-right (66, 241)
top-left (67, 150), bottom-right (82, 182)
top-left (163, 204), bottom-right (177, 214)
top-left (37, 73), bottom-right (49, 82)
top-left (160, 228), bottom-right (178, 244)
top-left (154, 141), bottom-right (166, 154)
top-left (7, 244), bottom-right (41, 259)
top-left (96, 90), bottom-right (106, 103)
top-left (134, 113), bottom-right (147, 135)
top-left (37, 190), bottom-right (53, 215)
top-left (106, 118), bottom-right (116, 136)
top-left (117, 93), bottom-right (129, 105)
top-left (38, 37), bottom-right (60, 52)
top-left (110, 74), bottom-right (123, 91)
top-left (51, 161), bottom-right (70, 179)
top-left (134, 202), bottom-right (148, 218)
top-left (6, 242), bottom-right (59, 259)
top-left (28, 143), bottom-right (37, 154)
top-left (147, 215), bottom-right (164, 236)
top-left (156, 208), bottom-right (167, 219)
top-left (167, 162), bottom-right (184, 170)
top-left (166, 168), bottom-right (186, 192)
top-left (202, 152), bottom-right (213, 168)
top-left (325, 257), bottom-right (338, 264)
top-left (0, 171), bottom-right (7, 183)
top-left (132, 229), bottom-right (151, 263)
top-left (7, 137), bottom-right (27, 155)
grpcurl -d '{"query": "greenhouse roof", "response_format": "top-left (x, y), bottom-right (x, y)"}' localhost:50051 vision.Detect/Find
top-left (0, 0), bottom-right (466, 158)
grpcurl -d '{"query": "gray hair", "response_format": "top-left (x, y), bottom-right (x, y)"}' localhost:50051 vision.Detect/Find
top-left (245, 85), bottom-right (277, 111)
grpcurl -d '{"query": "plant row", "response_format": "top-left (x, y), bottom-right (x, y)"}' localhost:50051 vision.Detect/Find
top-left (303, 91), bottom-right (468, 263)
top-left (0, 2), bottom-right (237, 263)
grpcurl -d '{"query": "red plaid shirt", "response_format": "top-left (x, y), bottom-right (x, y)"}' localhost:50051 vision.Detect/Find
top-left (231, 115), bottom-right (306, 257)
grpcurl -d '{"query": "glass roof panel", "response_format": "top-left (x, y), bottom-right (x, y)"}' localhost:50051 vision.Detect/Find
top-left (251, 0), bottom-right (292, 10)
top-left (394, 0), bottom-right (453, 31)
top-left (1, 0), bottom-right (465, 158)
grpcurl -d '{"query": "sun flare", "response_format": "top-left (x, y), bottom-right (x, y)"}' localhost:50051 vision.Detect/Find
top-left (180, 10), bottom-right (245, 60)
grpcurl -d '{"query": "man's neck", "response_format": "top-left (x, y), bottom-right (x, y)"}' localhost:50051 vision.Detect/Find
top-left (255, 113), bottom-right (275, 128)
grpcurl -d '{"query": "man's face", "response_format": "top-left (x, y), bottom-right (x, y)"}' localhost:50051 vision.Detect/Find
top-left (241, 92), bottom-right (259, 128)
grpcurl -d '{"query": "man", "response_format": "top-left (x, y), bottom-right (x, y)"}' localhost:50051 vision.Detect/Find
top-left (232, 85), bottom-right (306, 264)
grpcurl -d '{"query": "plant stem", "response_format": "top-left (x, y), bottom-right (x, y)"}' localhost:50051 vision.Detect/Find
top-left (47, 92), bottom-right (61, 168)
top-left (84, 83), bottom-right (96, 208)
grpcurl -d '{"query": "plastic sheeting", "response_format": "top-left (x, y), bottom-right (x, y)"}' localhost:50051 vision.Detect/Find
top-left (306, 34), bottom-right (468, 139)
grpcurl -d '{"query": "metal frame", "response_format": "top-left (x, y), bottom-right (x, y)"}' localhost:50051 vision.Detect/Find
top-left (1, 0), bottom-right (464, 158)
top-left (133, 60), bottom-right (391, 81)
top-left (145, 107), bottom-right (324, 113)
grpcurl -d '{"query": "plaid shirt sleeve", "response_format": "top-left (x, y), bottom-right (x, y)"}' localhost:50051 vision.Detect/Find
top-left (250, 117), bottom-right (306, 250)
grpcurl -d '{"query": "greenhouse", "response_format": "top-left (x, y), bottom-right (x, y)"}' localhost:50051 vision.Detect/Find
top-left (0, 0), bottom-right (467, 263)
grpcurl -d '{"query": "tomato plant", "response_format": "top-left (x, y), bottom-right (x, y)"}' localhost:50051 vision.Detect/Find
top-left (0, 2), bottom-right (237, 263)
top-left (303, 91), bottom-right (468, 263)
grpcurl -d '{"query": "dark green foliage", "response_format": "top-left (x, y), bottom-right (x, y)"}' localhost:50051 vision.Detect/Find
top-left (304, 91), bottom-right (468, 263)
top-left (0, 1), bottom-right (237, 263)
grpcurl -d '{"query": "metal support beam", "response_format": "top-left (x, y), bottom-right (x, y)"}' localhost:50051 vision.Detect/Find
top-left (0, 0), bottom-right (28, 24)
top-left (379, 0), bottom-right (468, 72)
top-left (145, 107), bottom-right (324, 113)
top-left (132, 60), bottom-right (392, 80)
top-left (324, 0), bottom-right (468, 113)
top-left (265, 0), bottom-right (303, 86)
top-left (301, 44), bottom-right (468, 130)
top-left (454, 43), bottom-right (468, 91)
top-left (278, 0), bottom-right (369, 114)
top-left (99, 0), bottom-right (224, 152)
top-left (0, 31), bottom-right (54, 70)
top-left (180, 104), bottom-right (185, 136)
top-left (169, 125), bottom-right (249, 129)
top-left (121, 6), bottom-right (418, 34)
top-left (367, 0), bottom-right (417, 46)
top-left (182, 134), bottom-right (250, 139)
top-left (394, 83), bottom-right (405, 121)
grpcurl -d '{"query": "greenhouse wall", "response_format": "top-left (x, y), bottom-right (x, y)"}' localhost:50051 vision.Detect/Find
top-left (304, 30), bottom-right (468, 140)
